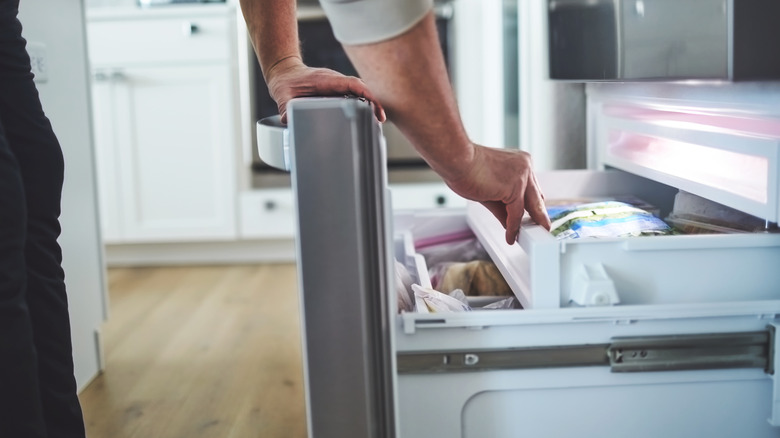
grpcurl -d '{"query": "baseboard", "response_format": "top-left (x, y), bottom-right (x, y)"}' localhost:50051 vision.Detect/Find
top-left (104, 239), bottom-right (297, 266)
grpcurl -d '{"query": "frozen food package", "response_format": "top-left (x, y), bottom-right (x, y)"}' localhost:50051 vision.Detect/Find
top-left (415, 233), bottom-right (491, 267)
top-left (480, 296), bottom-right (519, 310)
top-left (412, 284), bottom-right (472, 313)
top-left (548, 200), bottom-right (673, 240)
top-left (665, 215), bottom-right (750, 234)
top-left (435, 260), bottom-right (513, 297)
top-left (394, 259), bottom-right (415, 313)
top-left (667, 191), bottom-right (768, 233)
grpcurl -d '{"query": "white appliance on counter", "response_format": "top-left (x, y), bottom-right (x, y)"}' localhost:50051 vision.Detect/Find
top-left (257, 94), bottom-right (779, 437)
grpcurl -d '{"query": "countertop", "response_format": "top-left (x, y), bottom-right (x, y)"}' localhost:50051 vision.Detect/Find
top-left (86, 2), bottom-right (235, 20)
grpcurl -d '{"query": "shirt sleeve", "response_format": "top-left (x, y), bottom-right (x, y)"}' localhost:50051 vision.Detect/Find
top-left (319, 0), bottom-right (434, 45)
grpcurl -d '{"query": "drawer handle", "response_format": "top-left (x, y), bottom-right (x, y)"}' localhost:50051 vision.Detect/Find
top-left (182, 22), bottom-right (200, 36)
top-left (110, 70), bottom-right (126, 81)
top-left (93, 69), bottom-right (126, 82)
top-left (264, 200), bottom-right (277, 211)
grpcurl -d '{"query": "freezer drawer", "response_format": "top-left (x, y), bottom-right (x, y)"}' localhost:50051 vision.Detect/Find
top-left (460, 169), bottom-right (780, 310)
top-left (394, 206), bottom-right (780, 438)
top-left (263, 97), bottom-right (780, 438)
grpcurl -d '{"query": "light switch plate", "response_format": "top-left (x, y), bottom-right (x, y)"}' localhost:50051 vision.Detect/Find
top-left (27, 41), bottom-right (48, 84)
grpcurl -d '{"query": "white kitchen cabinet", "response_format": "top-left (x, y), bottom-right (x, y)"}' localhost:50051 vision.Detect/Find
top-left (238, 183), bottom-right (466, 240)
top-left (87, 7), bottom-right (239, 243)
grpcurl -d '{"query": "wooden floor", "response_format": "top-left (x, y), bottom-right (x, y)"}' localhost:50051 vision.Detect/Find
top-left (79, 264), bottom-right (307, 438)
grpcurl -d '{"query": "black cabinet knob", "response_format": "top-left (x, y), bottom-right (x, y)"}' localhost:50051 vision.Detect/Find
top-left (435, 195), bottom-right (447, 206)
top-left (182, 22), bottom-right (200, 36)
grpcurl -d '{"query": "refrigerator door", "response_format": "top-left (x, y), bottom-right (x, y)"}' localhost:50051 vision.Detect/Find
top-left (285, 98), bottom-right (397, 438)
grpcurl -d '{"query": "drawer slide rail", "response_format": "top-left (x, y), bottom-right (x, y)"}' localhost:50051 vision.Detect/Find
top-left (397, 329), bottom-right (772, 375)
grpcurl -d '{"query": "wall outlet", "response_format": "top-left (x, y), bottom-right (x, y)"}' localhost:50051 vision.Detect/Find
top-left (27, 41), bottom-right (48, 84)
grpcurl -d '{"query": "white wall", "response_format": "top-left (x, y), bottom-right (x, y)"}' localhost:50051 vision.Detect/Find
top-left (453, 0), bottom-right (586, 169)
top-left (18, 0), bottom-right (107, 391)
top-left (518, 0), bottom-right (586, 171)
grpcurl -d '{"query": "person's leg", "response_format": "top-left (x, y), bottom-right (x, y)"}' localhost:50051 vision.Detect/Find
top-left (0, 116), bottom-right (48, 438)
top-left (0, 2), bottom-right (86, 437)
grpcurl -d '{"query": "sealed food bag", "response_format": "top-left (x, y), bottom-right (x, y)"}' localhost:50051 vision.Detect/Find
top-left (436, 260), bottom-right (513, 297)
top-left (412, 284), bottom-right (471, 313)
top-left (666, 190), bottom-right (769, 234)
top-left (548, 200), bottom-right (673, 240)
top-left (415, 231), bottom-right (491, 267)
top-left (394, 259), bottom-right (415, 313)
top-left (415, 231), bottom-right (511, 297)
top-left (481, 296), bottom-right (519, 310)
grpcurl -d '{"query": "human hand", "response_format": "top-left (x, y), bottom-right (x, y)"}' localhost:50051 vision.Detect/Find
top-left (443, 145), bottom-right (552, 245)
top-left (265, 56), bottom-right (386, 124)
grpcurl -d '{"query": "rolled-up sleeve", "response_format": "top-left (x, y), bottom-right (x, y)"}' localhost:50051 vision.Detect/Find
top-left (319, 0), bottom-right (434, 45)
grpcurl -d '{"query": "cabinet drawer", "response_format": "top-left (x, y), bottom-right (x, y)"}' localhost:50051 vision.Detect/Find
top-left (239, 189), bottom-right (297, 239)
top-left (390, 183), bottom-right (467, 210)
top-left (87, 15), bottom-right (231, 65)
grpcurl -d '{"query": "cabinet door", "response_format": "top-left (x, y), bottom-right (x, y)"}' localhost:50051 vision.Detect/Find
top-left (112, 64), bottom-right (237, 242)
top-left (90, 72), bottom-right (124, 243)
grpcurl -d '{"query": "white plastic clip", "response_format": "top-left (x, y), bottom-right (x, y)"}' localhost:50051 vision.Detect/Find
top-left (570, 263), bottom-right (620, 307)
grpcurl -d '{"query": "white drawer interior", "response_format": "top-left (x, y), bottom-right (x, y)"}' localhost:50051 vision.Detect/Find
top-left (468, 169), bottom-right (780, 310)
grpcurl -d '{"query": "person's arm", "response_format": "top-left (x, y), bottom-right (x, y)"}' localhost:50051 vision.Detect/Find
top-left (343, 12), bottom-right (551, 243)
top-left (238, 0), bottom-right (385, 122)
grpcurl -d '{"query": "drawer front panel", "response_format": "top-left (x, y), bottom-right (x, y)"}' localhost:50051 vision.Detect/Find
top-left (239, 189), bottom-right (296, 239)
top-left (88, 16), bottom-right (230, 65)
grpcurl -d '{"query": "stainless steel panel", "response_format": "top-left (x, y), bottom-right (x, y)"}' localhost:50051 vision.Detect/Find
top-left (288, 98), bottom-right (396, 438)
top-left (549, 0), bottom-right (780, 81)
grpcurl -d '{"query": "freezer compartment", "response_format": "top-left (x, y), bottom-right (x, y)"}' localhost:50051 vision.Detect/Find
top-left (393, 212), bottom-right (517, 313)
top-left (464, 169), bottom-right (780, 310)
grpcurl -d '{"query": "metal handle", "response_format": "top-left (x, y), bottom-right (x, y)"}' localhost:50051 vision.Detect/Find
top-left (110, 70), bottom-right (126, 81)
top-left (256, 115), bottom-right (290, 171)
top-left (93, 69), bottom-right (126, 82)
top-left (93, 70), bottom-right (109, 82)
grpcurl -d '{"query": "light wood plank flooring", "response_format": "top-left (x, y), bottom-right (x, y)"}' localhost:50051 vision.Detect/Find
top-left (79, 264), bottom-right (307, 438)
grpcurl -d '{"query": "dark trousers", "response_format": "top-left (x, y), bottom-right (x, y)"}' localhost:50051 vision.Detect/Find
top-left (0, 0), bottom-right (86, 436)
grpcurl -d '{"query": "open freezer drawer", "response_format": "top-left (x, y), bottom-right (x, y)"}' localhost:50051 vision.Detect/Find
top-left (463, 169), bottom-right (780, 310)
top-left (258, 97), bottom-right (780, 438)
top-left (394, 202), bottom-right (780, 438)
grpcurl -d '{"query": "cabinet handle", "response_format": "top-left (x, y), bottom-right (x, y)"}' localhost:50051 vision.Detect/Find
top-left (435, 195), bottom-right (447, 206)
top-left (93, 70), bottom-right (109, 82)
top-left (264, 200), bottom-right (277, 211)
top-left (182, 22), bottom-right (200, 36)
top-left (93, 70), bottom-right (126, 82)
top-left (110, 70), bottom-right (126, 81)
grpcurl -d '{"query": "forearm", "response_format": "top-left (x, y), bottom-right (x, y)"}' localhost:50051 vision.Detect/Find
top-left (239, 0), bottom-right (302, 81)
top-left (342, 12), bottom-right (475, 181)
